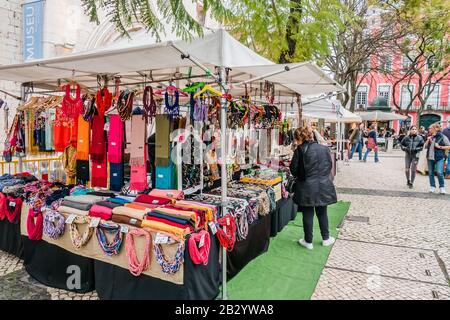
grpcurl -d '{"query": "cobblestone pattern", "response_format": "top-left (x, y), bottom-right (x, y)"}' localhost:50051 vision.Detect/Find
top-left (313, 151), bottom-right (450, 300)
top-left (0, 252), bottom-right (23, 277)
top-left (312, 268), bottom-right (450, 300)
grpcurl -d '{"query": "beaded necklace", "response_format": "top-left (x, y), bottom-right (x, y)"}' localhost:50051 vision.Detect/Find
top-left (143, 86), bottom-right (157, 122)
top-left (164, 91), bottom-right (179, 119)
top-left (154, 241), bottom-right (185, 275)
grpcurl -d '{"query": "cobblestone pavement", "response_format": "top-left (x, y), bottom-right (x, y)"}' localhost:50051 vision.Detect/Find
top-left (312, 150), bottom-right (450, 300)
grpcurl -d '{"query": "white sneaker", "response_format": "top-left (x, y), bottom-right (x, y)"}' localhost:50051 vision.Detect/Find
top-left (440, 187), bottom-right (446, 195)
top-left (322, 237), bottom-right (336, 247)
top-left (298, 239), bottom-right (313, 250)
top-left (429, 187), bottom-right (436, 193)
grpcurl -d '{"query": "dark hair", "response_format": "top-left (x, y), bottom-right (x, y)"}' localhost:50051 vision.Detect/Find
top-left (410, 125), bottom-right (417, 130)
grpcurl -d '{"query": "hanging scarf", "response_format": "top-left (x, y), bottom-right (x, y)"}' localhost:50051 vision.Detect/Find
top-left (27, 208), bottom-right (43, 241)
top-left (76, 160), bottom-right (90, 185)
top-left (5, 196), bottom-right (23, 224)
top-left (91, 157), bottom-right (108, 188)
top-left (53, 107), bottom-right (71, 152)
top-left (69, 215), bottom-right (94, 249)
top-left (216, 214), bottom-right (237, 251)
top-left (76, 115), bottom-right (90, 160)
top-left (129, 164), bottom-right (147, 192)
top-left (118, 90), bottom-right (134, 122)
top-left (125, 228), bottom-right (152, 276)
top-left (188, 230), bottom-right (210, 265)
top-left (96, 222), bottom-right (123, 256)
top-left (143, 86), bottom-right (157, 122)
top-left (62, 144), bottom-right (77, 185)
top-left (154, 241), bottom-right (184, 275)
top-left (110, 163), bottom-right (124, 192)
top-left (130, 115), bottom-right (147, 167)
top-left (90, 115), bottom-right (106, 163)
top-left (108, 115), bottom-right (124, 163)
top-left (62, 84), bottom-right (83, 119)
top-left (83, 96), bottom-right (96, 122)
top-left (43, 209), bottom-right (66, 239)
top-left (96, 87), bottom-right (112, 117)
top-left (0, 193), bottom-right (6, 220)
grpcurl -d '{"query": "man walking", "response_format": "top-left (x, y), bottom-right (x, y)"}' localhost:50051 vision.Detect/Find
top-left (349, 123), bottom-right (364, 161)
top-left (400, 126), bottom-right (424, 188)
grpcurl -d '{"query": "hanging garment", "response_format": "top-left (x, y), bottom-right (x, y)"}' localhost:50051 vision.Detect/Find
top-left (108, 115), bottom-right (124, 163)
top-left (76, 115), bottom-right (90, 161)
top-left (96, 87), bottom-right (113, 117)
top-left (90, 115), bottom-right (106, 163)
top-left (54, 107), bottom-right (71, 152)
top-left (61, 84), bottom-right (83, 119)
top-left (76, 160), bottom-right (90, 185)
top-left (45, 109), bottom-right (55, 151)
top-left (155, 114), bottom-right (170, 167)
top-left (110, 163), bottom-right (124, 192)
top-left (129, 115), bottom-right (147, 192)
top-left (62, 144), bottom-right (77, 185)
top-left (91, 157), bottom-right (108, 188)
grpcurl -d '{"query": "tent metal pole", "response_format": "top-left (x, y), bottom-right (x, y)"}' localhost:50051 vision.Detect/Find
top-left (219, 66), bottom-right (228, 300)
top-left (233, 62), bottom-right (309, 87)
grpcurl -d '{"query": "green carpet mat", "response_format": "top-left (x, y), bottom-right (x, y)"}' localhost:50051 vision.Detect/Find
top-left (226, 201), bottom-right (350, 300)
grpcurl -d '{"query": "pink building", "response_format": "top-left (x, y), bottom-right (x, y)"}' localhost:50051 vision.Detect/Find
top-left (355, 9), bottom-right (450, 131)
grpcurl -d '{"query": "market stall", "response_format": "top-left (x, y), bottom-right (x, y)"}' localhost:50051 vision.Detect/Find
top-left (0, 29), bottom-right (343, 300)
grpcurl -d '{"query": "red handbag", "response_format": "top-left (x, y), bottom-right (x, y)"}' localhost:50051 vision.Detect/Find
top-left (367, 138), bottom-right (376, 150)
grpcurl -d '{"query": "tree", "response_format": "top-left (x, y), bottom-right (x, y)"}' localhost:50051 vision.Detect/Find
top-left (381, 0), bottom-right (450, 124)
top-left (80, 0), bottom-right (233, 41)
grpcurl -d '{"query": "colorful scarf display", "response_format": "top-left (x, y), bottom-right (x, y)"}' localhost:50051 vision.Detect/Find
top-left (188, 230), bottom-right (211, 265)
top-left (27, 208), bottom-right (43, 241)
top-left (76, 115), bottom-right (90, 161)
top-left (76, 160), bottom-right (90, 185)
top-left (154, 241), bottom-right (184, 275)
top-left (96, 222), bottom-right (123, 256)
top-left (90, 115), bottom-right (106, 163)
top-left (149, 189), bottom-right (184, 200)
top-left (130, 115), bottom-right (148, 192)
top-left (61, 199), bottom-right (93, 211)
top-left (58, 206), bottom-right (89, 216)
top-left (111, 214), bottom-right (143, 228)
top-left (112, 206), bottom-right (147, 220)
top-left (134, 194), bottom-right (172, 206)
top-left (108, 115), bottom-right (124, 163)
top-left (96, 87), bottom-right (113, 117)
top-left (89, 204), bottom-right (113, 220)
top-left (91, 156), bottom-right (107, 188)
top-left (141, 219), bottom-right (189, 239)
top-left (110, 163), bottom-right (124, 192)
top-left (5, 196), bottom-right (23, 224)
top-left (43, 210), bottom-right (66, 239)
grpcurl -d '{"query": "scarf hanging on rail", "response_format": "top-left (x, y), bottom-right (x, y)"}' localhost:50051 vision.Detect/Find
top-left (110, 163), bottom-right (124, 192)
top-left (62, 144), bottom-right (77, 185)
top-left (76, 160), bottom-right (90, 185)
top-left (90, 115), bottom-right (106, 163)
top-left (129, 115), bottom-right (147, 192)
top-left (96, 87), bottom-right (112, 117)
top-left (45, 109), bottom-right (55, 151)
top-left (76, 115), bottom-right (90, 161)
top-left (108, 115), bottom-right (124, 163)
top-left (53, 107), bottom-right (71, 153)
top-left (155, 114), bottom-right (170, 167)
top-left (91, 155), bottom-right (107, 188)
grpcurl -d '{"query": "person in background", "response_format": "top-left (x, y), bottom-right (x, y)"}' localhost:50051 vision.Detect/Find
top-left (419, 126), bottom-right (428, 141)
top-left (290, 127), bottom-right (337, 250)
top-left (400, 126), bottom-right (424, 189)
top-left (349, 123), bottom-right (364, 161)
top-left (424, 123), bottom-right (450, 194)
top-left (363, 124), bottom-right (379, 163)
top-left (442, 125), bottom-right (450, 179)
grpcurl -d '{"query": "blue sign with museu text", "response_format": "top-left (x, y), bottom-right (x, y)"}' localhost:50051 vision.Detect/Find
top-left (23, 0), bottom-right (44, 61)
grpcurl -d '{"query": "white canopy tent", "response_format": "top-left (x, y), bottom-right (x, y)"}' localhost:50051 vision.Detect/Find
top-left (0, 29), bottom-right (344, 300)
top-left (357, 110), bottom-right (407, 121)
top-left (302, 99), bottom-right (361, 123)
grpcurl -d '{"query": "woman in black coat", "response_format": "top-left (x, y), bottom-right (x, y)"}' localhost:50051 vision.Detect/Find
top-left (290, 127), bottom-right (337, 250)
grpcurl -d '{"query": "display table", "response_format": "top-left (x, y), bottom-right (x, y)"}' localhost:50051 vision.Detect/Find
top-left (0, 218), bottom-right (24, 258)
top-left (270, 198), bottom-right (296, 237)
top-left (95, 232), bottom-right (220, 300)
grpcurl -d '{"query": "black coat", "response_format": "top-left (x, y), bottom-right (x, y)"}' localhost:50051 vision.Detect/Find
top-left (290, 141), bottom-right (337, 207)
top-left (400, 134), bottom-right (424, 154)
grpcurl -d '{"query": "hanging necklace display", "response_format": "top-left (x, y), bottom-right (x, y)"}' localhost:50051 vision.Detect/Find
top-left (143, 86), bottom-right (157, 122)
top-left (164, 91), bottom-right (179, 120)
top-left (118, 90), bottom-right (134, 121)
top-left (154, 241), bottom-right (185, 275)
top-left (61, 84), bottom-right (83, 119)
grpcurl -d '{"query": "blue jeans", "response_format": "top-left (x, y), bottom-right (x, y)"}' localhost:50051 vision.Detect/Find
top-left (349, 142), bottom-right (363, 160)
top-left (446, 159), bottom-right (450, 176)
top-left (363, 148), bottom-right (379, 162)
top-left (428, 159), bottom-right (445, 188)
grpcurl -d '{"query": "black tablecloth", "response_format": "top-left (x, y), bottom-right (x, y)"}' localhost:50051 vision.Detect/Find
top-left (227, 213), bottom-right (271, 280)
top-left (95, 231), bottom-right (221, 300)
top-left (270, 198), bottom-right (295, 237)
top-left (22, 237), bottom-right (95, 293)
top-left (0, 219), bottom-right (23, 258)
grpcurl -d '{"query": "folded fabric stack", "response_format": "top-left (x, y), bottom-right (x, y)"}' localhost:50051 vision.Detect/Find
top-left (134, 194), bottom-right (172, 206)
top-left (89, 204), bottom-right (114, 220)
top-left (112, 206), bottom-right (148, 221)
top-left (107, 195), bottom-right (135, 205)
top-left (111, 214), bottom-right (143, 228)
top-left (58, 205), bottom-right (89, 216)
top-left (166, 201), bottom-right (215, 229)
top-left (149, 189), bottom-right (184, 201)
top-left (64, 195), bottom-right (104, 204)
top-left (61, 199), bottom-right (93, 211)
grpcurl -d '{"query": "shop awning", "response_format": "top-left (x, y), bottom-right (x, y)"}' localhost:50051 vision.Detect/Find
top-left (302, 99), bottom-right (361, 123)
top-left (357, 110), bottom-right (407, 121)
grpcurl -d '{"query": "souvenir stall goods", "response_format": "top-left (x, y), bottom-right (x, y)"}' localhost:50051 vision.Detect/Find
top-left (107, 197), bottom-right (131, 205)
top-left (27, 208), bottom-right (43, 241)
top-left (141, 219), bottom-right (191, 239)
top-left (62, 144), bottom-right (77, 184)
top-left (90, 115), bottom-right (106, 163)
top-left (125, 202), bottom-right (160, 210)
top-left (95, 87), bottom-right (112, 117)
top-left (110, 163), bottom-right (125, 192)
top-left (60, 199), bottom-right (93, 211)
top-left (61, 84), bottom-right (83, 119)
top-left (89, 204), bottom-right (113, 220)
top-left (134, 194), bottom-right (172, 206)
top-left (149, 189), bottom-right (184, 200)
top-left (95, 201), bottom-right (122, 209)
top-left (108, 115), bottom-right (124, 163)
top-left (58, 206), bottom-right (89, 216)
top-left (5, 196), bottom-right (23, 224)
top-left (125, 228), bottom-right (152, 276)
top-left (129, 115), bottom-right (148, 191)
top-left (151, 206), bottom-right (199, 227)
top-left (112, 206), bottom-right (147, 220)
top-left (154, 241), bottom-right (184, 275)
top-left (69, 215), bottom-right (95, 250)
top-left (76, 115), bottom-right (90, 161)
top-left (76, 160), bottom-right (90, 185)
top-left (188, 230), bottom-right (211, 266)
top-left (43, 210), bottom-right (66, 239)
top-left (87, 191), bottom-right (117, 197)
top-left (64, 195), bottom-right (105, 204)
top-left (96, 222), bottom-right (123, 256)
top-left (111, 214), bottom-right (143, 228)
top-left (91, 156), bottom-right (108, 188)
top-left (142, 86), bottom-right (157, 122)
